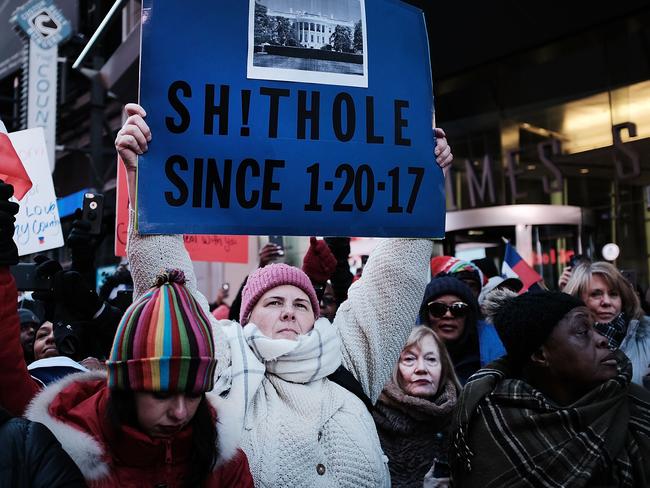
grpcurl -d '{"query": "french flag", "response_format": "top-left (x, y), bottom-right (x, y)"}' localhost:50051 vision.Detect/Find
top-left (502, 242), bottom-right (543, 292)
top-left (0, 118), bottom-right (32, 200)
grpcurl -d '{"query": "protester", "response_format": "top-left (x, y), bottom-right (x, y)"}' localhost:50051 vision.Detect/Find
top-left (0, 267), bottom-right (117, 413)
top-left (418, 276), bottom-right (483, 383)
top-left (373, 326), bottom-right (459, 488)
top-left (18, 308), bottom-right (40, 364)
top-left (115, 102), bottom-right (453, 487)
top-left (450, 290), bottom-right (650, 487)
top-left (564, 261), bottom-right (650, 386)
top-left (0, 406), bottom-right (86, 487)
top-left (26, 270), bottom-right (253, 487)
top-left (428, 257), bottom-right (505, 366)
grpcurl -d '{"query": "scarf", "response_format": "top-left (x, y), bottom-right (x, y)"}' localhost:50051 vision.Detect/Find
top-left (450, 350), bottom-right (650, 488)
top-left (374, 379), bottom-right (458, 434)
top-left (373, 379), bottom-right (458, 488)
top-left (244, 318), bottom-right (342, 383)
top-left (594, 312), bottom-right (628, 349)
top-left (214, 318), bottom-right (342, 419)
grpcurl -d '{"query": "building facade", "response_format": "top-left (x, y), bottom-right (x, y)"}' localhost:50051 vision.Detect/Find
top-left (267, 8), bottom-right (354, 49)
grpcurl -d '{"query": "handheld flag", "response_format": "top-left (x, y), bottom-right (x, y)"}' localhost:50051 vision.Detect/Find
top-left (0, 118), bottom-right (32, 200)
top-left (502, 241), bottom-right (543, 292)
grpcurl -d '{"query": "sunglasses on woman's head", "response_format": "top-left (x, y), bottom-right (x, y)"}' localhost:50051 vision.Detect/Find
top-left (427, 301), bottom-right (469, 318)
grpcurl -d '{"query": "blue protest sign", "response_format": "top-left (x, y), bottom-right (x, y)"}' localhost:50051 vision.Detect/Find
top-left (137, 0), bottom-right (444, 237)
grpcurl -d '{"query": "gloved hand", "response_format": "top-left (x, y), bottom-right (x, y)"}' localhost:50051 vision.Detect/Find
top-left (0, 180), bottom-right (20, 266)
top-left (32, 255), bottom-right (103, 323)
top-left (302, 236), bottom-right (337, 284)
top-left (67, 208), bottom-right (104, 271)
top-left (323, 237), bottom-right (351, 259)
top-left (31, 255), bottom-right (63, 321)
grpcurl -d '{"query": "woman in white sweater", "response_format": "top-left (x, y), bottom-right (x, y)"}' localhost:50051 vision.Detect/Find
top-left (116, 103), bottom-right (453, 487)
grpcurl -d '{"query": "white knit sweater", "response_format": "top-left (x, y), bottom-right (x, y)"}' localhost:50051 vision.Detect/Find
top-left (127, 211), bottom-right (433, 487)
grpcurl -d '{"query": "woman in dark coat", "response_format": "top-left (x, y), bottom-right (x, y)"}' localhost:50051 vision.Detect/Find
top-left (0, 407), bottom-right (85, 488)
top-left (450, 290), bottom-right (650, 487)
top-left (419, 276), bottom-right (481, 384)
top-left (373, 326), bottom-right (460, 487)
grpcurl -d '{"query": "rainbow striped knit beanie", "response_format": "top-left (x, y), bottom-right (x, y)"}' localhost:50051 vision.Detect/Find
top-left (107, 270), bottom-right (216, 394)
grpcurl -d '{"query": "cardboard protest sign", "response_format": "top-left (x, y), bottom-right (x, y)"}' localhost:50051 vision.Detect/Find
top-left (137, 0), bottom-right (444, 237)
top-left (116, 160), bottom-right (249, 263)
top-left (11, 127), bottom-right (63, 255)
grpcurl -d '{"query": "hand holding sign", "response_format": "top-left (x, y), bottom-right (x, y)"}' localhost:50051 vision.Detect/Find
top-left (115, 103), bottom-right (152, 203)
top-left (433, 128), bottom-right (453, 169)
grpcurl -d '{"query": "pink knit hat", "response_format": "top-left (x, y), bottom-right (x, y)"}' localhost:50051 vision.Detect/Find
top-left (240, 263), bottom-right (320, 325)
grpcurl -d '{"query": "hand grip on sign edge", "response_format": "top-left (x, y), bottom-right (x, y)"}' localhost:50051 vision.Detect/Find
top-left (433, 128), bottom-right (453, 170)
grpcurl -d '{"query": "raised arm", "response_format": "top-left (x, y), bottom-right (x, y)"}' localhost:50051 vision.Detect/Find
top-left (0, 181), bottom-right (40, 414)
top-left (116, 105), bottom-right (231, 374)
top-left (332, 128), bottom-right (450, 403)
top-left (334, 238), bottom-right (433, 404)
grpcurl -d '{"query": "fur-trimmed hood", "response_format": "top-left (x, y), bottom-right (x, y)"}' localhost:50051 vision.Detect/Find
top-left (25, 371), bottom-right (243, 483)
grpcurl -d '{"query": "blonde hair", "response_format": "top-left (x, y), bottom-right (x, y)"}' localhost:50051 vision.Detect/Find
top-left (393, 326), bottom-right (461, 394)
top-left (563, 261), bottom-right (642, 320)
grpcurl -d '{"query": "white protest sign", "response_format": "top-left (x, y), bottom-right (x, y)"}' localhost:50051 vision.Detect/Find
top-left (11, 127), bottom-right (64, 255)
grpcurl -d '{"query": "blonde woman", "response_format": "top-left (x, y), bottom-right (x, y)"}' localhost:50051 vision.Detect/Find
top-left (564, 261), bottom-right (650, 386)
top-left (373, 326), bottom-right (460, 488)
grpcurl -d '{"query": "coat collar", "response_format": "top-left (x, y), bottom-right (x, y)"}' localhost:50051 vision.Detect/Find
top-left (25, 371), bottom-right (243, 481)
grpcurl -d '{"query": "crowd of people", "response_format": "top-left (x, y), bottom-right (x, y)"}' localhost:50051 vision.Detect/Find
top-left (0, 102), bottom-right (648, 487)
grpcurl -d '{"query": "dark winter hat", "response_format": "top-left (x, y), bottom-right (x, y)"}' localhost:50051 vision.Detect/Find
top-left (492, 291), bottom-right (584, 366)
top-left (419, 276), bottom-right (478, 324)
top-left (18, 308), bottom-right (41, 328)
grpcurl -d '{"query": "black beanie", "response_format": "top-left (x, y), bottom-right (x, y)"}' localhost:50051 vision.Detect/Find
top-left (492, 291), bottom-right (584, 367)
top-left (419, 276), bottom-right (478, 324)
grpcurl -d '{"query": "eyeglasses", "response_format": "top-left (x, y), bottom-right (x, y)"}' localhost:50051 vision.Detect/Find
top-left (426, 301), bottom-right (469, 318)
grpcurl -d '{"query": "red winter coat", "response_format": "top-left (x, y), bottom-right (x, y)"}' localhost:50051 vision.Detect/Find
top-left (0, 267), bottom-right (40, 415)
top-left (24, 370), bottom-right (253, 487)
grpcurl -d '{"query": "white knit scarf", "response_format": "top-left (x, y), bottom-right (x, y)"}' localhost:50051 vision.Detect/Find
top-left (244, 317), bottom-right (342, 383)
top-left (214, 318), bottom-right (342, 419)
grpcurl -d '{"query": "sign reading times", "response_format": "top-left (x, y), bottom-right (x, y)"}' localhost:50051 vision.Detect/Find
top-left (137, 0), bottom-right (444, 237)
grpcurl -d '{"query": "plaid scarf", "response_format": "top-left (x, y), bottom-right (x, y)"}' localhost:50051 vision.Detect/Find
top-left (450, 351), bottom-right (650, 488)
top-left (594, 313), bottom-right (628, 349)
